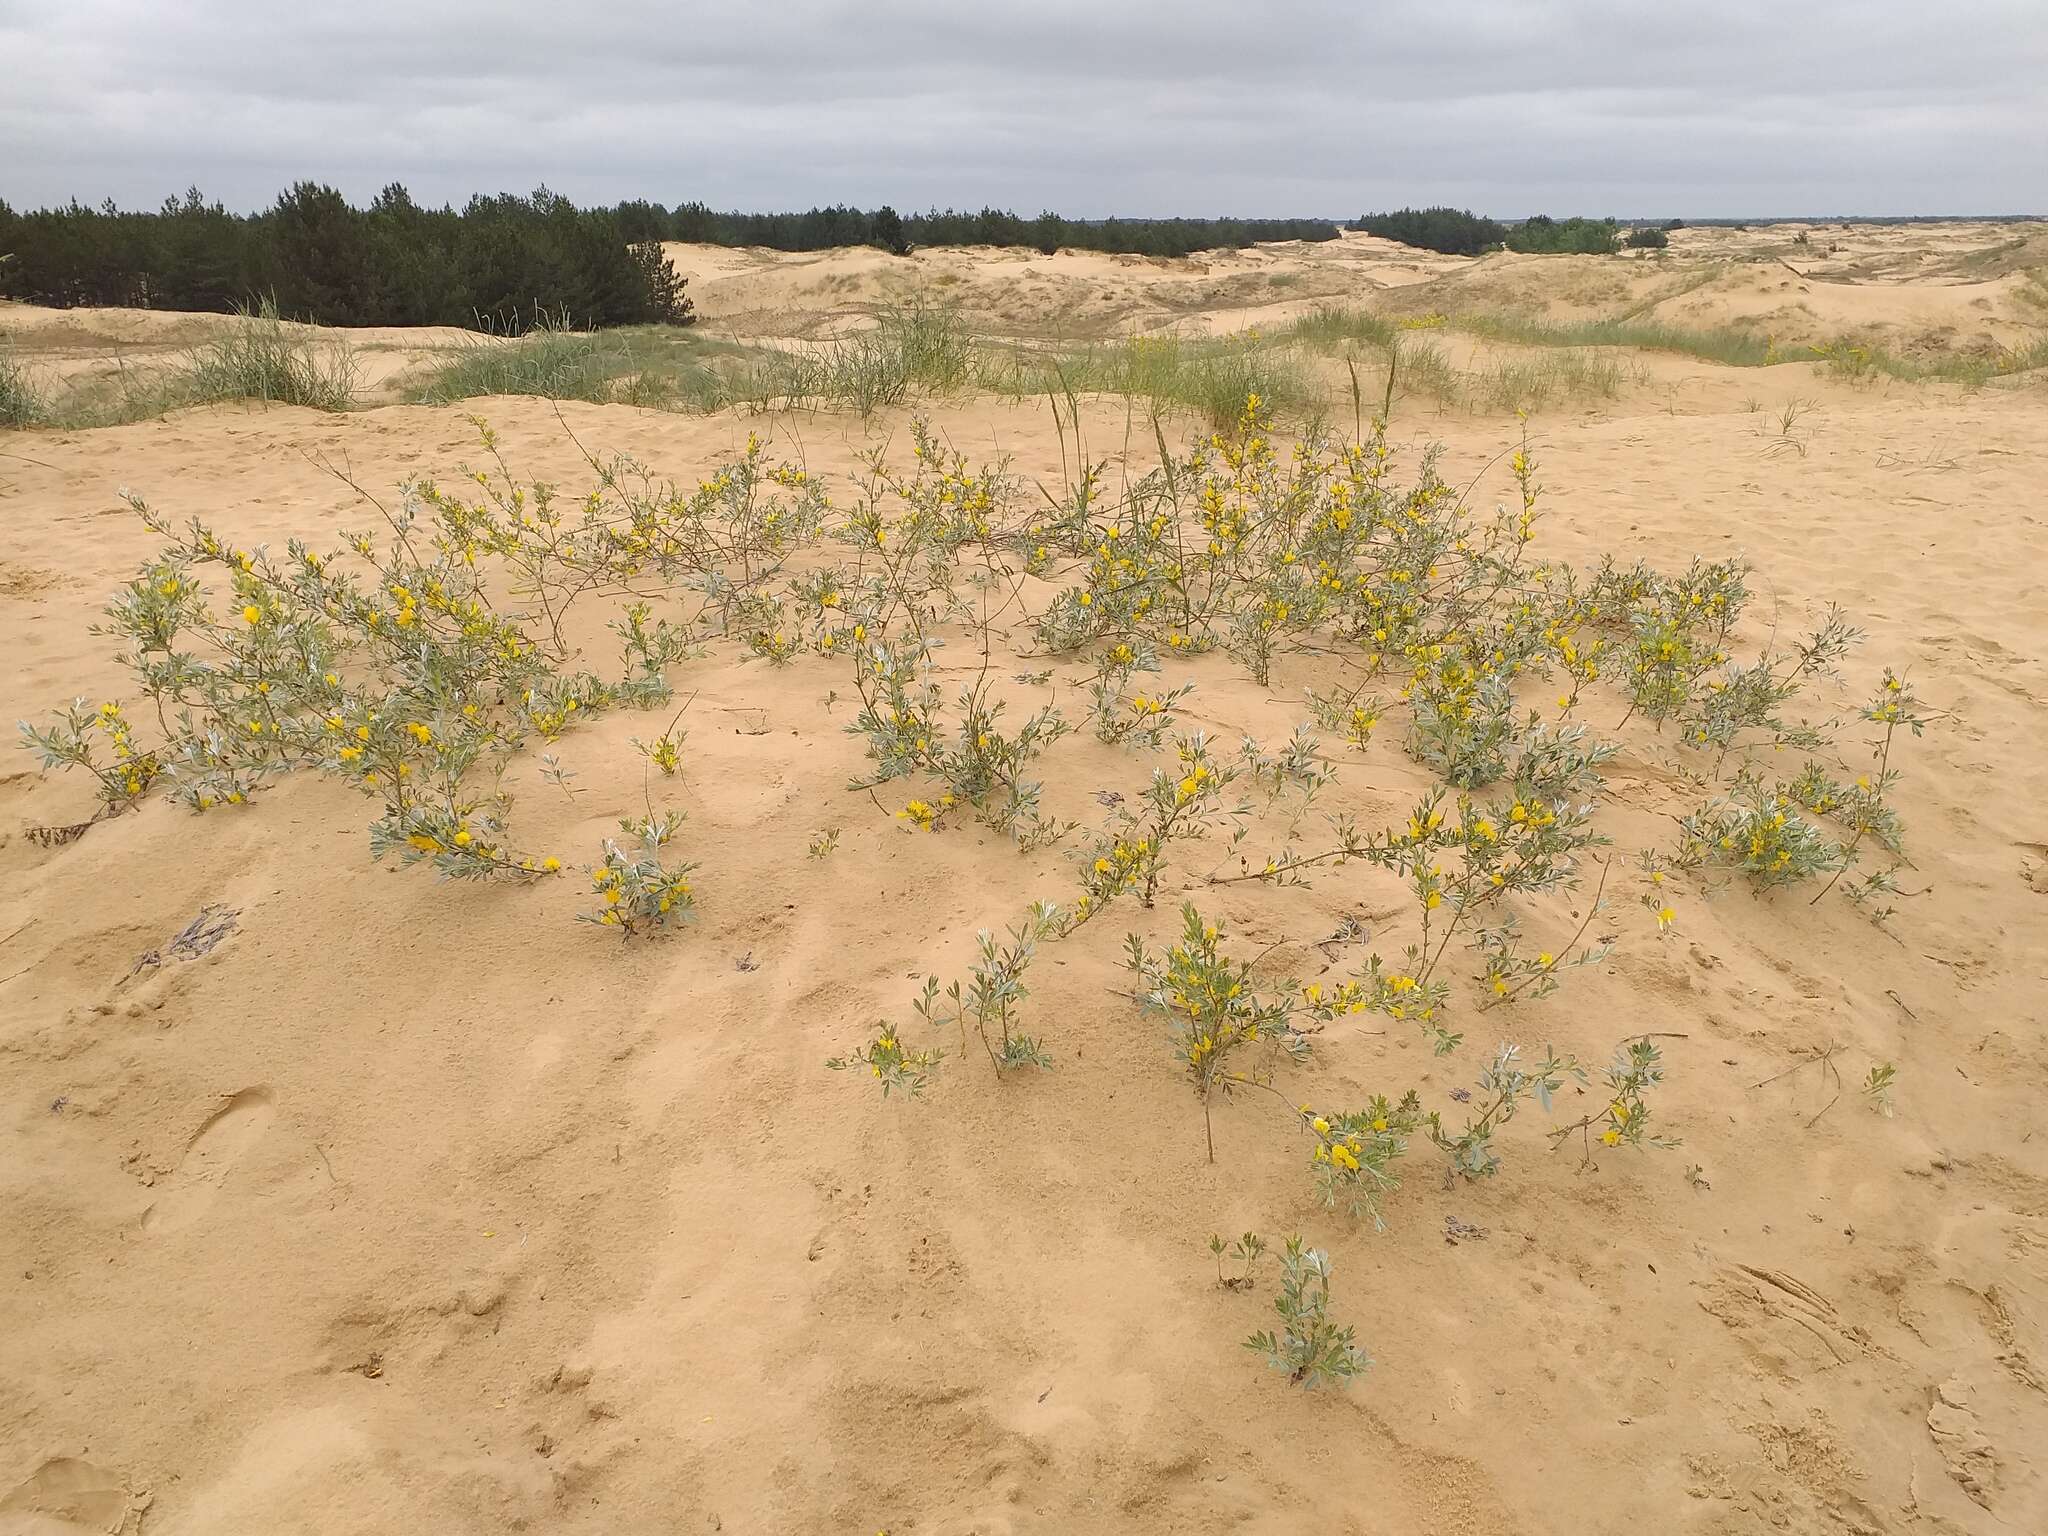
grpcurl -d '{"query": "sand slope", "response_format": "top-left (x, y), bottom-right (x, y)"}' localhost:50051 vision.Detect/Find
top-left (3, 233), bottom-right (2048, 1535)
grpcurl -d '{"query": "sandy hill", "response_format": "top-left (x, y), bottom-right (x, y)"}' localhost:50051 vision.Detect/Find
top-left (2, 225), bottom-right (2046, 1535)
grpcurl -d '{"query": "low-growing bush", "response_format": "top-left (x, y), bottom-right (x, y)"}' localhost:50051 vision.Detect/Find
top-left (1347, 207), bottom-right (1505, 256)
top-left (1506, 215), bottom-right (1621, 255)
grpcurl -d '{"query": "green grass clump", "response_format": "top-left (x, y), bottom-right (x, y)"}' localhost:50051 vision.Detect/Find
top-left (1462, 350), bottom-right (1626, 412)
top-left (1281, 305), bottom-right (1399, 352)
top-left (415, 319), bottom-right (753, 410)
top-left (980, 332), bottom-right (1319, 427)
top-left (1456, 313), bottom-right (1774, 367)
top-left (179, 300), bottom-right (359, 410)
top-left (1812, 336), bottom-right (2048, 385)
top-left (418, 327), bottom-right (650, 406)
top-left (1277, 309), bottom-right (1612, 415)
top-left (724, 299), bottom-right (977, 415)
top-left (1, 348), bottom-right (45, 427)
top-left (421, 299), bottom-right (979, 419)
top-left (4, 302), bottom-right (357, 430)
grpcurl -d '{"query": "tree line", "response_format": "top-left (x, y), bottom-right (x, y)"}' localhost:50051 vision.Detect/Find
top-left (618, 202), bottom-right (1340, 258)
top-left (1348, 207), bottom-right (1684, 257)
top-left (0, 184), bottom-right (693, 331)
top-left (0, 185), bottom-right (1346, 330)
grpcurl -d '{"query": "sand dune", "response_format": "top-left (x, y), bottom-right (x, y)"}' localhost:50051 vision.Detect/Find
top-left (2, 228), bottom-right (2046, 1534)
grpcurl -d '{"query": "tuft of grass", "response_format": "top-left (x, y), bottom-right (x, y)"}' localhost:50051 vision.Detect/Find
top-left (723, 298), bottom-right (978, 415)
top-left (1456, 312), bottom-right (1773, 367)
top-left (3, 301), bottom-right (358, 429)
top-left (1, 347), bottom-right (46, 427)
top-left (416, 319), bottom-right (751, 411)
top-left (178, 300), bottom-right (359, 410)
top-left (979, 332), bottom-right (1319, 428)
top-left (1812, 335), bottom-right (2048, 386)
top-left (418, 325), bottom-right (643, 405)
top-left (1463, 349), bottom-right (1627, 412)
top-left (419, 298), bottom-right (980, 418)
top-left (1457, 310), bottom-right (2048, 386)
top-left (1273, 310), bottom-right (1613, 415)
top-left (1281, 305), bottom-right (1398, 352)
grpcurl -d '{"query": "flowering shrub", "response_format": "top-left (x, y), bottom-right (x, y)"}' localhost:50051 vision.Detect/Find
top-left (1127, 903), bottom-right (1314, 1161)
top-left (19, 390), bottom-right (1949, 1398)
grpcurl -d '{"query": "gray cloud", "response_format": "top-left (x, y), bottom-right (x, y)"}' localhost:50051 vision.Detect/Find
top-left (2, 0), bottom-right (2041, 216)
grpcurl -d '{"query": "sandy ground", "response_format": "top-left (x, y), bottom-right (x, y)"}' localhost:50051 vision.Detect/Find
top-left (8, 220), bottom-right (2044, 405)
top-left (656, 222), bottom-right (2048, 354)
top-left (2, 230), bottom-right (2047, 1535)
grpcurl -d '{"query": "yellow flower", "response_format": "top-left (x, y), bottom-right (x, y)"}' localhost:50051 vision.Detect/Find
top-left (542, 857), bottom-right (560, 873)
top-left (242, 604), bottom-right (262, 625)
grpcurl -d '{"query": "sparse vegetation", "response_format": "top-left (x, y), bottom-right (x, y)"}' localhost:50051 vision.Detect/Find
top-left (1457, 312), bottom-right (1774, 367)
top-left (2, 300), bottom-right (360, 427)
top-left (1243, 1238), bottom-right (1372, 1388)
top-left (414, 320), bottom-right (738, 409)
top-left (15, 329), bottom-right (1954, 1406)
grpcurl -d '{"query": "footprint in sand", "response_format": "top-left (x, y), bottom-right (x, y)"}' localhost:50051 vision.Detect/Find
top-left (0, 1455), bottom-right (144, 1532)
top-left (140, 1087), bottom-right (274, 1235)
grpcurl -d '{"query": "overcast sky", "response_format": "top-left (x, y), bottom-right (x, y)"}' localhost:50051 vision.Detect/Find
top-left (2, 0), bottom-right (2042, 219)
